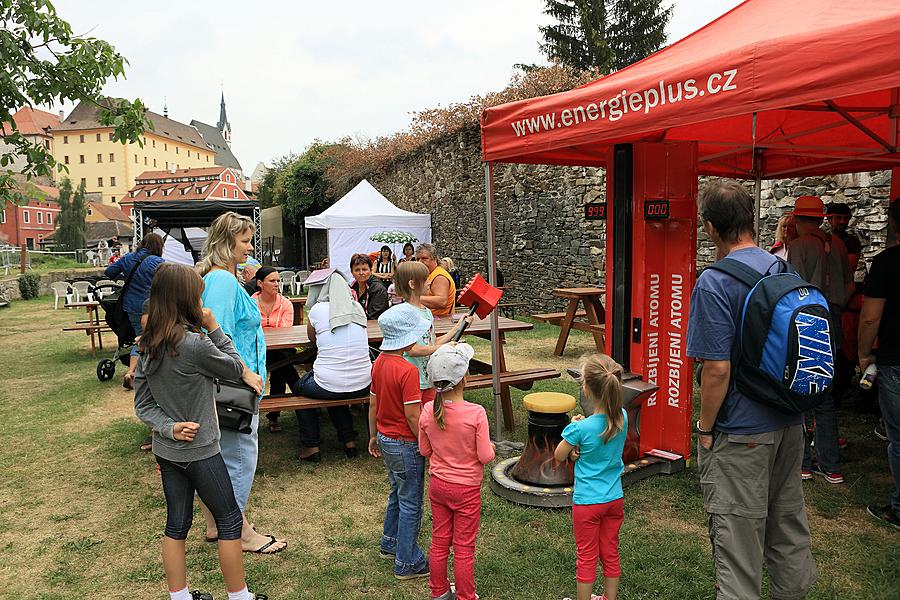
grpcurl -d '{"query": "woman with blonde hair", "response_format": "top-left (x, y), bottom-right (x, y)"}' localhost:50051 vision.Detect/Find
top-left (197, 211), bottom-right (287, 554)
top-left (770, 214), bottom-right (797, 260)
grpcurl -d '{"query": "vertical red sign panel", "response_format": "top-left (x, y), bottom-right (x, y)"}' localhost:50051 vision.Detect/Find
top-left (615, 142), bottom-right (697, 459)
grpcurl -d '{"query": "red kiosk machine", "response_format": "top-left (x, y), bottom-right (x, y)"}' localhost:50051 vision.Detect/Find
top-left (605, 142), bottom-right (697, 467)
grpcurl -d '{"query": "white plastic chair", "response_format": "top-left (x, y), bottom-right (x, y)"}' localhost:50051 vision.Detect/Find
top-left (85, 250), bottom-right (97, 267)
top-left (0, 248), bottom-right (11, 275)
top-left (51, 282), bottom-right (72, 309)
top-left (71, 280), bottom-right (92, 303)
top-left (293, 270), bottom-right (310, 295)
top-left (280, 271), bottom-right (295, 295)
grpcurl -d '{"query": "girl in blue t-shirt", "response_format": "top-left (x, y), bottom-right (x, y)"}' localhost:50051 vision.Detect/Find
top-left (555, 354), bottom-right (628, 600)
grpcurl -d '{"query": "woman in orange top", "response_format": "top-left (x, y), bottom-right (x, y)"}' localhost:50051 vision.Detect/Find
top-left (252, 266), bottom-right (297, 433)
top-left (416, 243), bottom-right (456, 318)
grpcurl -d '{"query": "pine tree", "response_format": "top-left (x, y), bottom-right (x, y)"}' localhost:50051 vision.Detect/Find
top-left (608, 0), bottom-right (672, 72)
top-left (539, 0), bottom-right (672, 73)
top-left (55, 178), bottom-right (74, 251)
top-left (71, 180), bottom-right (87, 250)
top-left (540, 1), bottom-right (613, 72)
top-left (55, 178), bottom-right (86, 251)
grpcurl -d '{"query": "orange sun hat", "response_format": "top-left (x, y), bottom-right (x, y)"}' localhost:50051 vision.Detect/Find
top-left (792, 196), bottom-right (825, 218)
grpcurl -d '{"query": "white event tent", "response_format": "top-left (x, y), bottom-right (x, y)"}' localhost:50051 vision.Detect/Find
top-left (305, 180), bottom-right (431, 275)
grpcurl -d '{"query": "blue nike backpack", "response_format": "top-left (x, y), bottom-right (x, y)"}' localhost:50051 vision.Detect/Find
top-left (707, 257), bottom-right (836, 414)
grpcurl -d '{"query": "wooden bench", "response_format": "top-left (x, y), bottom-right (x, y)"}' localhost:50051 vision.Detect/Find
top-left (466, 368), bottom-right (561, 391)
top-left (533, 309), bottom-right (605, 355)
top-left (258, 368), bottom-right (560, 435)
top-left (62, 324), bottom-right (113, 357)
top-left (532, 310), bottom-right (587, 324)
top-left (259, 393), bottom-right (372, 437)
top-left (260, 393), bottom-right (369, 413)
top-left (62, 324), bottom-right (112, 333)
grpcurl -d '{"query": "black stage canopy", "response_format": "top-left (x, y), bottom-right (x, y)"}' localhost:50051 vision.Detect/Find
top-left (132, 200), bottom-right (261, 261)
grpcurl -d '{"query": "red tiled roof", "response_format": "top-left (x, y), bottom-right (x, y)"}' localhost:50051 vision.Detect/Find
top-left (135, 166), bottom-right (227, 181)
top-left (121, 181), bottom-right (251, 205)
top-left (87, 201), bottom-right (130, 222)
top-left (11, 178), bottom-right (59, 203)
top-left (2, 107), bottom-right (61, 136)
top-left (53, 100), bottom-right (211, 151)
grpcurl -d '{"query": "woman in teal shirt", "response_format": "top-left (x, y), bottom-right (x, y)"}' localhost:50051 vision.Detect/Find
top-left (197, 211), bottom-right (285, 554)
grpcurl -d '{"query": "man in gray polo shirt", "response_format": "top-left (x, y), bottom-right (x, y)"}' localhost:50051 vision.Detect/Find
top-left (687, 180), bottom-right (817, 600)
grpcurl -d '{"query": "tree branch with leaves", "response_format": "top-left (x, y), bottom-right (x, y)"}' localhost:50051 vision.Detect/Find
top-left (1, 0), bottom-right (152, 207)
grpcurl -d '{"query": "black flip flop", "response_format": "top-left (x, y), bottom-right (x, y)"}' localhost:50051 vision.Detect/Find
top-left (246, 534), bottom-right (286, 554)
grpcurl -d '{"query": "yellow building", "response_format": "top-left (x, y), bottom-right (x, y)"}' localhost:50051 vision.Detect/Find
top-left (51, 101), bottom-right (215, 206)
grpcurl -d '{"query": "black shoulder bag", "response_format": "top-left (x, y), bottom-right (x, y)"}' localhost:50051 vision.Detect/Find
top-left (214, 377), bottom-right (258, 434)
top-left (214, 331), bottom-right (262, 434)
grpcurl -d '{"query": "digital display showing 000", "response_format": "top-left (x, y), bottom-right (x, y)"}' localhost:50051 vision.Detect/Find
top-left (644, 199), bottom-right (670, 220)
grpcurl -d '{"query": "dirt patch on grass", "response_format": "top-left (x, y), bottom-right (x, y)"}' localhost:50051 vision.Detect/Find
top-left (62, 384), bottom-right (136, 434)
top-left (249, 458), bottom-right (388, 558)
top-left (0, 437), bottom-right (162, 597)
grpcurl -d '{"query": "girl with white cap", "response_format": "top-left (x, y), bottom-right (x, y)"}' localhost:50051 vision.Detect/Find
top-left (419, 343), bottom-right (495, 600)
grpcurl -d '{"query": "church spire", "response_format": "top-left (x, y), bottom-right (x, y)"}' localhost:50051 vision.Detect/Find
top-left (217, 89), bottom-right (231, 146)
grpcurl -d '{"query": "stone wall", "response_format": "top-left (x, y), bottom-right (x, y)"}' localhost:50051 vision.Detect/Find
top-left (370, 127), bottom-right (607, 312)
top-left (366, 125), bottom-right (894, 313)
top-left (0, 269), bottom-right (105, 301)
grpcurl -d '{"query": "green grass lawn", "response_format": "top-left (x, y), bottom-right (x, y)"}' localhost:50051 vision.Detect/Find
top-left (0, 298), bottom-right (897, 599)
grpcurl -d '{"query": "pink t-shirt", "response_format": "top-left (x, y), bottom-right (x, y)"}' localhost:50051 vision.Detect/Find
top-left (418, 399), bottom-right (495, 486)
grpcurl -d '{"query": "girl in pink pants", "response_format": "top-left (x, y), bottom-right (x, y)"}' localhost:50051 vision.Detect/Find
top-left (419, 343), bottom-right (495, 600)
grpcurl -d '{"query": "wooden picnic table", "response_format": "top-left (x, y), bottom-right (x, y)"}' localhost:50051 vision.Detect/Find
top-left (264, 314), bottom-right (555, 431)
top-left (63, 300), bottom-right (108, 357)
top-left (288, 297), bottom-right (306, 325)
top-left (538, 287), bottom-right (606, 356)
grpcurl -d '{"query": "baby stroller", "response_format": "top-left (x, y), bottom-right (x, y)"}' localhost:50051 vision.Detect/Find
top-left (94, 281), bottom-right (133, 382)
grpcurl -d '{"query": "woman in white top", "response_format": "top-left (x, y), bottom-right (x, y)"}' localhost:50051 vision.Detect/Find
top-left (294, 271), bottom-right (371, 462)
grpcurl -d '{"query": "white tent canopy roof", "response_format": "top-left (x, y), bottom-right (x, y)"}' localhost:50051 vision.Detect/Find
top-left (304, 179), bottom-right (430, 229)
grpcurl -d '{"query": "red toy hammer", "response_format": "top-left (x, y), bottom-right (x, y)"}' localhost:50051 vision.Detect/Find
top-left (452, 273), bottom-right (504, 341)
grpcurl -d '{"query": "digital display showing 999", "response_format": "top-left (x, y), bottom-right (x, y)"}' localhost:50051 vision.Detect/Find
top-left (644, 199), bottom-right (670, 220)
top-left (584, 203), bottom-right (607, 220)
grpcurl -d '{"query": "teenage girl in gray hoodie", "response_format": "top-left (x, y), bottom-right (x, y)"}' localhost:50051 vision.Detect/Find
top-left (134, 263), bottom-right (266, 600)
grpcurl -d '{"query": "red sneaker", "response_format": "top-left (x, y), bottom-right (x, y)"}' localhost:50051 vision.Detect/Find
top-left (801, 469), bottom-right (813, 480)
top-left (837, 436), bottom-right (848, 449)
top-left (813, 465), bottom-right (844, 484)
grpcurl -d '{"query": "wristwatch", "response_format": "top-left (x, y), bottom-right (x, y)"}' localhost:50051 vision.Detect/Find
top-left (694, 419), bottom-right (714, 435)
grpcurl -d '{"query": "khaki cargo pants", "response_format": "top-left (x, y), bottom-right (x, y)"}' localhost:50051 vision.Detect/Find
top-left (698, 424), bottom-right (818, 600)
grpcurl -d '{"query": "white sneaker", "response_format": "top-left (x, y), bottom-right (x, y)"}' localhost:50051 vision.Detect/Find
top-left (447, 583), bottom-right (476, 599)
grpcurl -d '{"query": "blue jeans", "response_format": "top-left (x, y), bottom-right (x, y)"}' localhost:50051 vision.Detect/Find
top-left (377, 433), bottom-right (427, 575)
top-left (802, 391), bottom-right (840, 473)
top-left (157, 453), bottom-right (243, 541)
top-left (127, 311), bottom-right (143, 357)
top-left (219, 413), bottom-right (259, 513)
top-left (293, 370), bottom-right (366, 448)
top-left (878, 365), bottom-right (900, 511)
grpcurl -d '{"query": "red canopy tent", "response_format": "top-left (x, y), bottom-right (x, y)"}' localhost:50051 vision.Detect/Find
top-left (481, 0), bottom-right (900, 178)
top-left (476, 0), bottom-right (900, 444)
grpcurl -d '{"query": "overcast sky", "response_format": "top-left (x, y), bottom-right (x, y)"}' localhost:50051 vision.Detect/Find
top-left (49, 0), bottom-right (743, 173)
